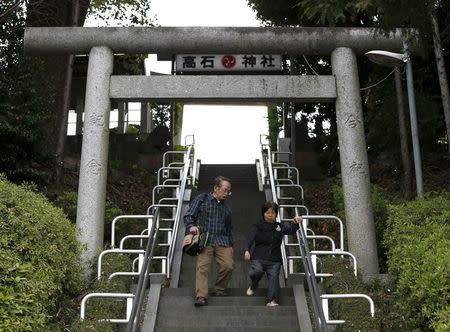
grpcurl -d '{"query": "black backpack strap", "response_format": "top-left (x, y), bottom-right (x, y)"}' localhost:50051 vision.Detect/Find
top-left (196, 192), bottom-right (209, 231)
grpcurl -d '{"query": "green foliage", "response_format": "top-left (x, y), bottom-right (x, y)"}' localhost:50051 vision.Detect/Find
top-left (0, 1), bottom-right (51, 184)
top-left (151, 103), bottom-right (171, 128)
top-left (126, 124), bottom-right (140, 134)
top-left (298, 0), bottom-right (375, 26)
top-left (0, 175), bottom-right (84, 331)
top-left (333, 182), bottom-right (395, 271)
top-left (54, 191), bottom-right (123, 244)
top-left (55, 190), bottom-right (123, 222)
top-left (71, 252), bottom-right (133, 332)
top-left (249, 0), bottom-right (450, 164)
top-left (267, 105), bottom-right (283, 149)
top-left (331, 186), bottom-right (450, 330)
top-left (321, 257), bottom-right (381, 331)
top-left (54, 191), bottom-right (79, 222)
top-left (174, 102), bottom-right (184, 137)
top-left (384, 193), bottom-right (450, 330)
top-left (88, 0), bottom-right (154, 26)
top-left (247, 0), bottom-right (300, 26)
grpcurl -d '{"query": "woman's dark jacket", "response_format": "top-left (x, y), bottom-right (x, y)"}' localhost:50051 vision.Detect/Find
top-left (244, 220), bottom-right (299, 262)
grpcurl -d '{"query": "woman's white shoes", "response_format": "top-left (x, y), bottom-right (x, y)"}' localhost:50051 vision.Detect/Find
top-left (246, 289), bottom-right (278, 306)
top-left (266, 300), bottom-right (279, 307)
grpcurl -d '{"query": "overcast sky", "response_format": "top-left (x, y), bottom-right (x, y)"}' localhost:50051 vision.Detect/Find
top-left (86, 0), bottom-right (269, 164)
top-left (147, 0), bottom-right (269, 165)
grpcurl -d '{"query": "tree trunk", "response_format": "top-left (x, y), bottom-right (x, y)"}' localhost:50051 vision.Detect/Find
top-left (430, 7), bottom-right (450, 153)
top-left (394, 67), bottom-right (413, 200)
top-left (26, 0), bottom-right (90, 186)
top-left (55, 0), bottom-right (79, 187)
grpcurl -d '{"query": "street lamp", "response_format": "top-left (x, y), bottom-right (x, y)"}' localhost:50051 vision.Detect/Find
top-left (365, 47), bottom-right (424, 199)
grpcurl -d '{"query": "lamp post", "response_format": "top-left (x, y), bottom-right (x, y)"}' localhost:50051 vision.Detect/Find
top-left (365, 46), bottom-right (424, 199)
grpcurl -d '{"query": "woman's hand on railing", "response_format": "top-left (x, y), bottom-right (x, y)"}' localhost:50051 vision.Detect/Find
top-left (244, 250), bottom-right (251, 261)
top-left (293, 216), bottom-right (303, 224)
top-left (189, 226), bottom-right (199, 234)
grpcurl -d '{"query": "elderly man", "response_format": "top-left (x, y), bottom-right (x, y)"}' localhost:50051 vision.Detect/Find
top-left (184, 176), bottom-right (234, 306)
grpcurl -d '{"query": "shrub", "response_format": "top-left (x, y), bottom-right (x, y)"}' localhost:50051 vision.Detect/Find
top-left (332, 183), bottom-right (396, 272)
top-left (321, 257), bottom-right (381, 331)
top-left (54, 191), bottom-right (123, 244)
top-left (384, 193), bottom-right (450, 331)
top-left (54, 191), bottom-right (78, 222)
top-left (0, 175), bottom-right (83, 331)
top-left (71, 251), bottom-right (133, 332)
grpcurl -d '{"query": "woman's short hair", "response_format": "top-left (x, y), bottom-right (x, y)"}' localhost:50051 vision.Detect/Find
top-left (261, 201), bottom-right (279, 218)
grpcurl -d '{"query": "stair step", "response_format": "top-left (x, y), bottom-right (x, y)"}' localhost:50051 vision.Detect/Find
top-left (156, 305), bottom-right (297, 315)
top-left (156, 327), bottom-right (300, 332)
top-left (156, 312), bottom-right (299, 328)
top-left (160, 287), bottom-right (294, 297)
top-left (150, 165), bottom-right (304, 332)
top-left (159, 295), bottom-right (296, 307)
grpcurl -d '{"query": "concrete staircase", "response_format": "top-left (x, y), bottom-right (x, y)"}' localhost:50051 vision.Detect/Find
top-left (152, 164), bottom-right (302, 331)
top-left (155, 288), bottom-right (299, 331)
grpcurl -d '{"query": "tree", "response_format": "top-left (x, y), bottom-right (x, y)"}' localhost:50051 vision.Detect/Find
top-left (0, 0), bottom-right (155, 186)
top-left (297, 0), bottom-right (450, 153)
top-left (247, 0), bottom-right (371, 177)
top-left (247, 0), bottom-right (449, 197)
top-left (0, 0), bottom-right (51, 183)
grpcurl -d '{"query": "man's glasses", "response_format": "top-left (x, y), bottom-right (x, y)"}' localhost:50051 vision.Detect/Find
top-left (218, 187), bottom-right (232, 196)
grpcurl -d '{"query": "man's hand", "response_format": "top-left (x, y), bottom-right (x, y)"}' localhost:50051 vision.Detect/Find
top-left (189, 226), bottom-right (199, 234)
top-left (293, 216), bottom-right (303, 224)
top-left (244, 250), bottom-right (251, 261)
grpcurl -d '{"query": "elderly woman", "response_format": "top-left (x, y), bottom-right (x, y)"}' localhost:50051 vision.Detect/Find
top-left (244, 202), bottom-right (302, 306)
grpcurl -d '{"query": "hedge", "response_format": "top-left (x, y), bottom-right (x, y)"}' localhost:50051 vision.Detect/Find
top-left (333, 183), bottom-right (395, 272)
top-left (0, 175), bottom-right (83, 331)
top-left (385, 193), bottom-right (450, 331)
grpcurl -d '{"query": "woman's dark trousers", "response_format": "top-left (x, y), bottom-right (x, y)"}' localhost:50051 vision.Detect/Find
top-left (248, 259), bottom-right (282, 303)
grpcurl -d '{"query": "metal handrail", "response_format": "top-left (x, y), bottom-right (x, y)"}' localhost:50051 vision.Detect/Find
top-left (110, 215), bottom-right (154, 248)
top-left (255, 159), bottom-right (263, 191)
top-left (80, 137), bottom-right (195, 329)
top-left (272, 165), bottom-right (300, 185)
top-left (152, 184), bottom-right (180, 205)
top-left (261, 140), bottom-right (373, 329)
top-left (295, 208), bottom-right (329, 332)
top-left (126, 205), bottom-right (159, 332)
top-left (157, 166), bottom-right (183, 185)
top-left (97, 249), bottom-right (145, 280)
top-left (262, 143), bottom-right (289, 278)
top-left (120, 234), bottom-right (150, 249)
top-left (321, 294), bottom-right (375, 324)
top-left (262, 143), bottom-right (326, 330)
top-left (127, 144), bottom-right (194, 332)
top-left (302, 215), bottom-right (345, 252)
top-left (166, 145), bottom-right (193, 278)
top-left (276, 183), bottom-right (304, 204)
top-left (310, 250), bottom-right (358, 277)
top-left (193, 159), bottom-right (201, 187)
top-left (306, 235), bottom-right (336, 251)
top-left (80, 293), bottom-right (134, 323)
top-left (272, 151), bottom-right (292, 164)
top-left (162, 151), bottom-right (186, 168)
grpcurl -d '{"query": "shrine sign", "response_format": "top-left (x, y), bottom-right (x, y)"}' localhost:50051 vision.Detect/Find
top-left (175, 54), bottom-right (282, 73)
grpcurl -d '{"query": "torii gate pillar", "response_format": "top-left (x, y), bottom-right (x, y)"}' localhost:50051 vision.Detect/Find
top-left (331, 47), bottom-right (379, 274)
top-left (75, 46), bottom-right (114, 267)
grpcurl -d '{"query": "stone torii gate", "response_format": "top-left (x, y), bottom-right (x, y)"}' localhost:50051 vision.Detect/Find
top-left (24, 27), bottom-right (419, 276)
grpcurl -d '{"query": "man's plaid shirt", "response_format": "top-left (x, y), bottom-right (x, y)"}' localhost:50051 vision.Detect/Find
top-left (184, 192), bottom-right (233, 247)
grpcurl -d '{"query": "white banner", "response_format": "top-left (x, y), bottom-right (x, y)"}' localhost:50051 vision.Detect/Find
top-left (175, 54), bottom-right (282, 72)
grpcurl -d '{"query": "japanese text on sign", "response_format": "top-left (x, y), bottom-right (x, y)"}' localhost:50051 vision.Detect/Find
top-left (175, 54), bottom-right (282, 72)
